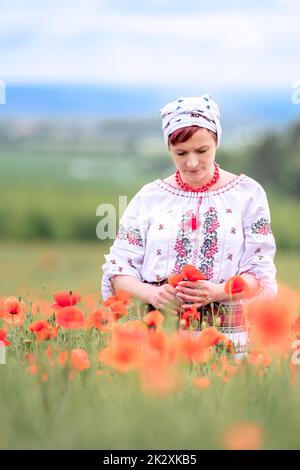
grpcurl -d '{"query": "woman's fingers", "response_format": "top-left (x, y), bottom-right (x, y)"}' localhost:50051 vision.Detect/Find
top-left (156, 296), bottom-right (180, 312)
top-left (177, 281), bottom-right (205, 289)
top-left (177, 292), bottom-right (209, 302)
top-left (175, 284), bottom-right (209, 302)
top-left (163, 286), bottom-right (182, 305)
top-left (176, 287), bottom-right (202, 296)
top-left (163, 290), bottom-right (180, 302)
top-left (154, 284), bottom-right (183, 313)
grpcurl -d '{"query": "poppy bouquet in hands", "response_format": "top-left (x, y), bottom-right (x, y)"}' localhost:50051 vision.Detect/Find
top-left (168, 264), bottom-right (207, 287)
top-left (168, 264), bottom-right (208, 314)
top-left (167, 265), bottom-right (251, 330)
top-left (168, 264), bottom-right (216, 310)
top-left (168, 264), bottom-right (214, 330)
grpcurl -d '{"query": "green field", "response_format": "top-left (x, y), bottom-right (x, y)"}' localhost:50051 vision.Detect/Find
top-left (1, 147), bottom-right (300, 250)
top-left (0, 242), bottom-right (299, 298)
top-left (1, 350), bottom-right (300, 449)
top-left (0, 243), bottom-right (300, 450)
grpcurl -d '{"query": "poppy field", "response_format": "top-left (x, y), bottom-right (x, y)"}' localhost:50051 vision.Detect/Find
top-left (1, 243), bottom-right (300, 450)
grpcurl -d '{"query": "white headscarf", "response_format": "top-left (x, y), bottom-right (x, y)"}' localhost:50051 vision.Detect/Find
top-left (159, 94), bottom-right (222, 148)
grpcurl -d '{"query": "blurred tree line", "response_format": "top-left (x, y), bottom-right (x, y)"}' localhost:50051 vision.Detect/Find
top-left (218, 121), bottom-right (300, 198)
top-left (0, 118), bottom-right (299, 246)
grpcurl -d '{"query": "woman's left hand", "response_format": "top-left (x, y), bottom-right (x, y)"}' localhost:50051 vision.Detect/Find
top-left (175, 280), bottom-right (224, 309)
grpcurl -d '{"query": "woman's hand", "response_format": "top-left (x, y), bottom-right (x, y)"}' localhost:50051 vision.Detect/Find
top-left (148, 284), bottom-right (182, 314)
top-left (175, 280), bottom-right (224, 309)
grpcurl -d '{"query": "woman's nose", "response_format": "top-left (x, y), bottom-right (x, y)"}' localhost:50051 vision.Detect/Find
top-left (186, 155), bottom-right (199, 169)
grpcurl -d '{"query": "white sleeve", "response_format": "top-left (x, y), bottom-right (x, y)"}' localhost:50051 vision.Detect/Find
top-left (101, 188), bottom-right (148, 301)
top-left (237, 183), bottom-right (278, 300)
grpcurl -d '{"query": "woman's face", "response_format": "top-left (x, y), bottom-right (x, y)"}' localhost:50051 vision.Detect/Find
top-left (169, 128), bottom-right (217, 186)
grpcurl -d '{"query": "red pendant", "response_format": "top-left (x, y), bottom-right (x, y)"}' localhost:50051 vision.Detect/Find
top-left (191, 216), bottom-right (197, 230)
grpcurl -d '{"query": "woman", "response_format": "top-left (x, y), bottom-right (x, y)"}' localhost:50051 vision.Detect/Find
top-left (101, 94), bottom-right (277, 355)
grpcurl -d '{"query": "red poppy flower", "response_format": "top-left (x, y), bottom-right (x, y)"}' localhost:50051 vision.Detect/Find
top-left (168, 273), bottom-right (185, 287)
top-left (247, 299), bottom-right (293, 346)
top-left (56, 306), bottom-right (85, 329)
top-left (221, 421), bottom-right (264, 450)
top-left (211, 356), bottom-right (237, 383)
top-left (181, 306), bottom-right (201, 329)
top-left (29, 320), bottom-right (50, 332)
top-left (143, 310), bottom-right (165, 329)
top-left (114, 289), bottom-right (132, 304)
top-left (292, 316), bottom-right (300, 333)
top-left (224, 276), bottom-right (250, 296)
top-left (0, 296), bottom-right (26, 326)
top-left (70, 348), bottom-right (90, 371)
top-left (247, 349), bottom-right (272, 367)
top-left (46, 326), bottom-right (59, 341)
top-left (113, 321), bottom-right (148, 346)
top-left (182, 264), bottom-right (207, 281)
top-left (4, 297), bottom-right (20, 314)
top-left (0, 329), bottom-right (10, 346)
top-left (103, 290), bottom-right (132, 307)
top-left (193, 376), bottom-right (211, 389)
top-left (58, 351), bottom-right (68, 366)
top-left (87, 307), bottom-right (112, 332)
top-left (28, 320), bottom-right (58, 341)
top-left (199, 326), bottom-right (225, 349)
top-left (57, 349), bottom-right (90, 379)
top-left (139, 355), bottom-right (181, 396)
top-left (178, 331), bottom-right (212, 363)
top-left (98, 321), bottom-right (148, 372)
top-left (52, 290), bottom-right (81, 310)
top-left (109, 301), bottom-right (129, 321)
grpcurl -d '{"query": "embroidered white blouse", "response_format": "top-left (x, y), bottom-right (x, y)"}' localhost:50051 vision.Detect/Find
top-left (101, 173), bottom-right (278, 303)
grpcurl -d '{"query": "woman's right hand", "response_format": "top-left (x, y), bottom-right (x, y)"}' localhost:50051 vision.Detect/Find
top-left (148, 284), bottom-right (182, 314)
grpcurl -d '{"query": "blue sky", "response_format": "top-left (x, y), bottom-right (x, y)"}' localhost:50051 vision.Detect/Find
top-left (0, 0), bottom-right (299, 89)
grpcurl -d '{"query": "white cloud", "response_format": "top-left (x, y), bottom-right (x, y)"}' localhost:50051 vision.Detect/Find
top-left (0, 1), bottom-right (299, 88)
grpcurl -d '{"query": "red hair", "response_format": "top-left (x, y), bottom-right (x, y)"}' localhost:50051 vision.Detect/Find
top-left (168, 125), bottom-right (217, 148)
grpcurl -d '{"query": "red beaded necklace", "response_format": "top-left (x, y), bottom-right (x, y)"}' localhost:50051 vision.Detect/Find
top-left (175, 162), bottom-right (220, 192)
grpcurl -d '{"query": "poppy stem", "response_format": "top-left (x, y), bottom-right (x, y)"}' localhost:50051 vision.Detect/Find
top-left (211, 302), bottom-right (216, 327)
top-left (137, 302), bottom-right (141, 321)
top-left (179, 301), bottom-right (183, 329)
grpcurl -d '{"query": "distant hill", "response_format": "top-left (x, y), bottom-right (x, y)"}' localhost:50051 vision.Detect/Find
top-left (0, 84), bottom-right (299, 144)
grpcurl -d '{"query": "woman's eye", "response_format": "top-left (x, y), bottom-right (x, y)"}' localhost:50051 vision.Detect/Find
top-left (176, 149), bottom-right (207, 156)
top-left (176, 150), bottom-right (207, 156)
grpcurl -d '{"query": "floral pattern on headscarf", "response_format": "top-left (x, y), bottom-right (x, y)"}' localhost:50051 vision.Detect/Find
top-left (159, 94), bottom-right (222, 147)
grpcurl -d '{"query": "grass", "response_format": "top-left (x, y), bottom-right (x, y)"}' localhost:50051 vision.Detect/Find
top-left (0, 241), bottom-right (108, 298)
top-left (0, 241), bottom-right (299, 298)
top-left (0, 242), bottom-right (299, 450)
top-left (1, 354), bottom-right (300, 449)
